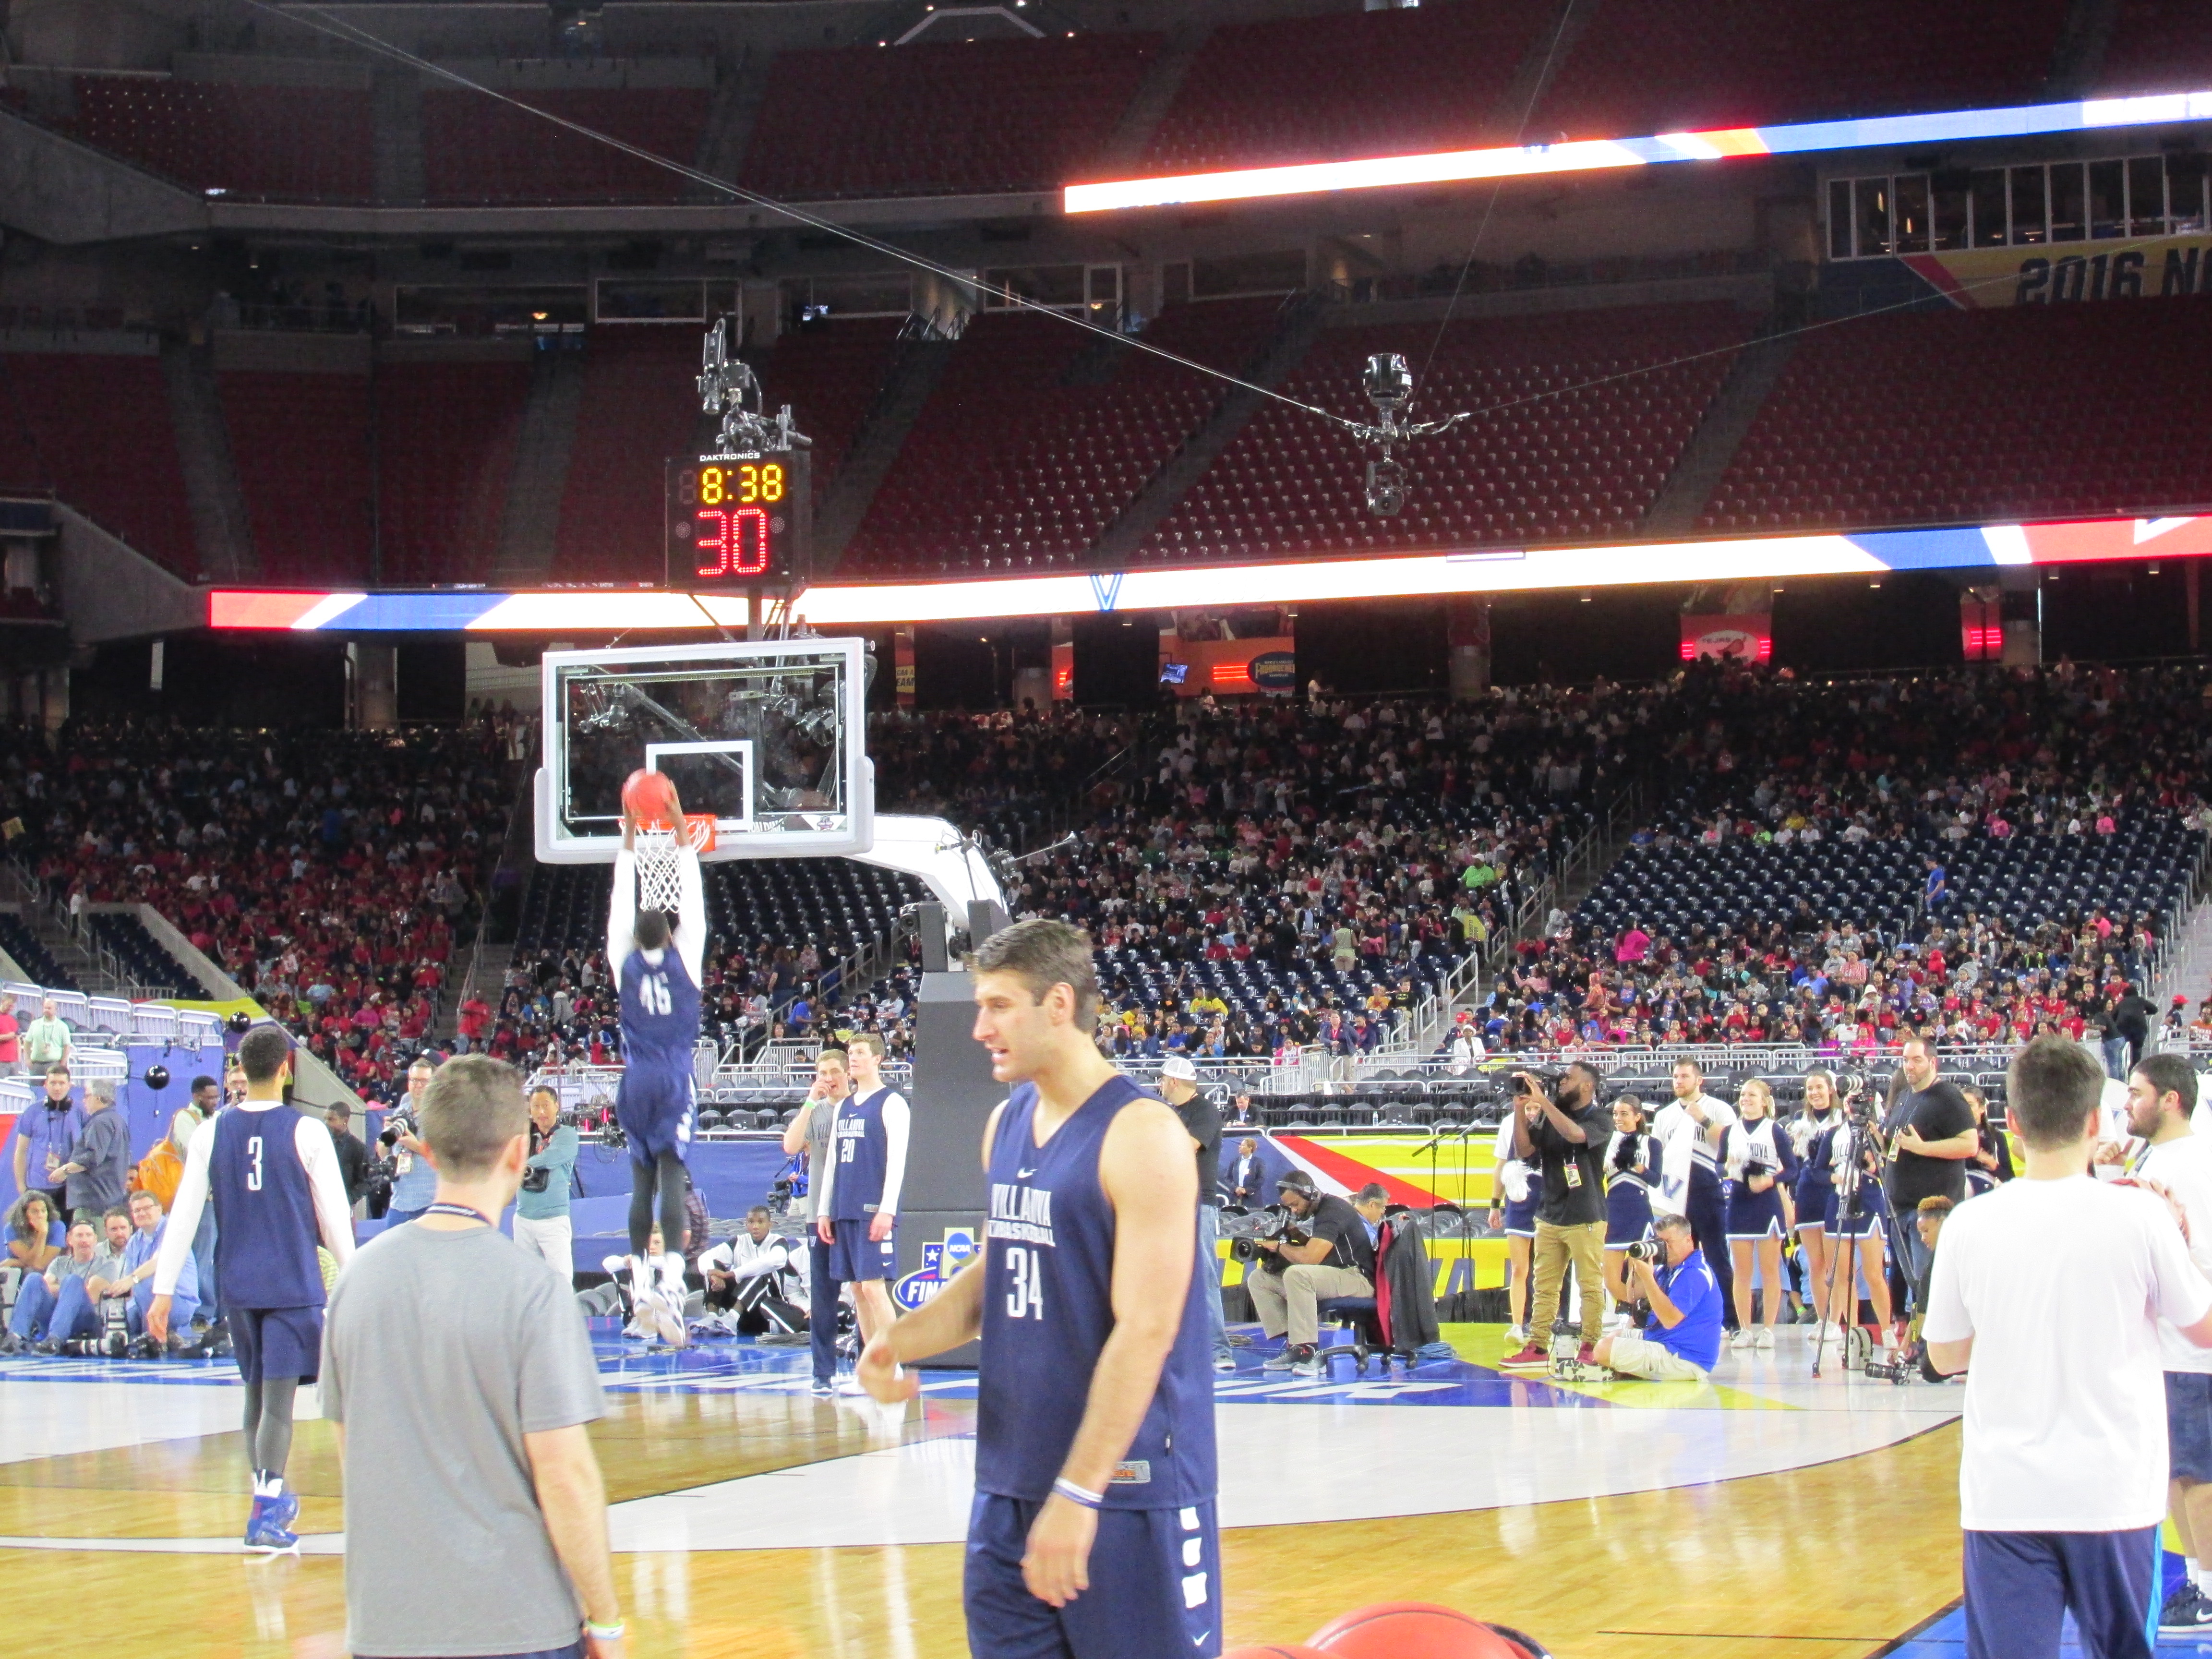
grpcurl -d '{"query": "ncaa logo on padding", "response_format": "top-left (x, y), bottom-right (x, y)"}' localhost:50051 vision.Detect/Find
top-left (893, 1227), bottom-right (979, 1311)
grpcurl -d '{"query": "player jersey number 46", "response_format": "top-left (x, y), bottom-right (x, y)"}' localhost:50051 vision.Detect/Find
top-left (638, 972), bottom-right (676, 1016)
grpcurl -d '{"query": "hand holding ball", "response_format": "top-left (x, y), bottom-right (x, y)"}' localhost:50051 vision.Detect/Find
top-left (622, 768), bottom-right (683, 829)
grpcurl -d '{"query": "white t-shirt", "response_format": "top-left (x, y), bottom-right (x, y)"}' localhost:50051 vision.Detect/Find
top-left (2136, 1134), bottom-right (2212, 1375)
top-left (1923, 1174), bottom-right (2212, 1531)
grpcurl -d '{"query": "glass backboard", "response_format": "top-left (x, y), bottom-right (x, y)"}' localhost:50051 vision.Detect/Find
top-left (535, 638), bottom-right (873, 862)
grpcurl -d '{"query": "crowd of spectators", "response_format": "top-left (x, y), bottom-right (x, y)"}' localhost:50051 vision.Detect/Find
top-left (489, 685), bottom-right (1637, 1075)
top-left (1471, 658), bottom-right (2212, 1057)
top-left (0, 715), bottom-right (523, 1094)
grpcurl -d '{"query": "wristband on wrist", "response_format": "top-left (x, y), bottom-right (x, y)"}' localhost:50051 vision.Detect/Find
top-left (585, 1619), bottom-right (625, 1640)
top-left (1051, 1477), bottom-right (1103, 1509)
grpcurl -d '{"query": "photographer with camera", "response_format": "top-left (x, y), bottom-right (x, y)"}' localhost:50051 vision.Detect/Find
top-left (1590, 1214), bottom-right (1724, 1382)
top-left (1248, 1170), bottom-right (1375, 1377)
top-left (1884, 1036), bottom-right (1977, 1309)
top-left (1500, 1062), bottom-right (1612, 1372)
top-left (513, 1085), bottom-right (579, 1281)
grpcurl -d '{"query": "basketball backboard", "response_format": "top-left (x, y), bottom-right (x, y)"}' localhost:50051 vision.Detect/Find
top-left (535, 638), bottom-right (874, 863)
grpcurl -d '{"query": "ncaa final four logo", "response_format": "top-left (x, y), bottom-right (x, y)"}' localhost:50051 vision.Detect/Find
top-left (892, 1227), bottom-right (980, 1311)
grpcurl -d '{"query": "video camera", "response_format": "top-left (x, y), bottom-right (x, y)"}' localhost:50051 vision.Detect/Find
top-left (1508, 1068), bottom-right (1563, 1099)
top-left (1220, 1204), bottom-right (1310, 1262)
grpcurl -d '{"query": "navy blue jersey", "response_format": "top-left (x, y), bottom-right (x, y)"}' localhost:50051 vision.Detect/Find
top-left (209, 1105), bottom-right (325, 1310)
top-left (619, 948), bottom-right (700, 1072)
top-left (829, 1086), bottom-right (892, 1221)
top-left (975, 1073), bottom-right (1217, 1511)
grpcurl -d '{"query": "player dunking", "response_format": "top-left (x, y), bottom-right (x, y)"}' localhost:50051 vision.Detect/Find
top-left (610, 780), bottom-right (706, 1343)
top-left (859, 919), bottom-right (1219, 1659)
top-left (149, 1024), bottom-right (355, 1551)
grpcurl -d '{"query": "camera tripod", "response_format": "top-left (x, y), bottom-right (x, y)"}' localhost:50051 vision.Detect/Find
top-left (1809, 1116), bottom-right (1915, 1384)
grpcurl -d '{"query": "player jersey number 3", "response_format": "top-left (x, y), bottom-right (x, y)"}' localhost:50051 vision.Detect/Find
top-left (1004, 1245), bottom-right (1044, 1320)
top-left (246, 1135), bottom-right (264, 1191)
top-left (639, 973), bottom-right (674, 1016)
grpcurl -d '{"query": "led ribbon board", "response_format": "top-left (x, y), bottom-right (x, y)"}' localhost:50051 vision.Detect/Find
top-left (1063, 92), bottom-right (2212, 213)
top-left (208, 511), bottom-right (2207, 632)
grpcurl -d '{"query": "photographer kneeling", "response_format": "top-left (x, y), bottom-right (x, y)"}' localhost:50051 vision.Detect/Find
top-left (1249, 1171), bottom-right (1374, 1377)
top-left (1591, 1214), bottom-right (1725, 1382)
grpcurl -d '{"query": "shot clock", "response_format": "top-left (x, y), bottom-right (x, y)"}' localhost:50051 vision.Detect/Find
top-left (665, 447), bottom-right (812, 590)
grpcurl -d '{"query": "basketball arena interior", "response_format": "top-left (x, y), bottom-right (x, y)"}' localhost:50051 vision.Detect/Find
top-left (5, 0), bottom-right (2212, 1653)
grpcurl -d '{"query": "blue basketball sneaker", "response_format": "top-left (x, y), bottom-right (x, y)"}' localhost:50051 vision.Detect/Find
top-left (244, 1491), bottom-right (300, 1553)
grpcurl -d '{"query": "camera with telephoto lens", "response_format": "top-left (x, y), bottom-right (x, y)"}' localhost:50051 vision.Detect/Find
top-left (1625, 1238), bottom-right (1665, 1266)
top-left (63, 1295), bottom-right (134, 1358)
top-left (1222, 1204), bottom-right (1310, 1262)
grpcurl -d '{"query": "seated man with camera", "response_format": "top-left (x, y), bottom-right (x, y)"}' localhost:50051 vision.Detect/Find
top-left (1591, 1213), bottom-right (1725, 1382)
top-left (1248, 1170), bottom-right (1375, 1376)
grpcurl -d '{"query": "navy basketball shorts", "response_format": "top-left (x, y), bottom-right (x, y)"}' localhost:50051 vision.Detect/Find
top-left (826, 1218), bottom-right (897, 1284)
top-left (965, 1492), bottom-right (1221, 1659)
top-left (618, 1069), bottom-right (694, 1168)
top-left (2168, 1371), bottom-right (2212, 1483)
top-left (231, 1305), bottom-right (323, 1385)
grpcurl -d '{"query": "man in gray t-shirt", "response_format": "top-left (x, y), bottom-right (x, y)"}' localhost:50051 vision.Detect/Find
top-left (323, 1054), bottom-right (622, 1659)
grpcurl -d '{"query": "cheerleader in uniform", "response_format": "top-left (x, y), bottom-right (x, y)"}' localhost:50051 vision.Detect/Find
top-left (1790, 1070), bottom-right (1844, 1332)
top-left (1819, 1080), bottom-right (1897, 1361)
top-left (1725, 1078), bottom-right (1798, 1350)
top-left (1961, 1085), bottom-right (2014, 1196)
top-left (1487, 1111), bottom-right (1538, 1347)
top-left (1600, 1095), bottom-right (1659, 1330)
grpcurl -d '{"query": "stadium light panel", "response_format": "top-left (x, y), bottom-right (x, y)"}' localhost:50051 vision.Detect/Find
top-left (208, 510), bottom-right (2209, 634)
top-left (1063, 91), bottom-right (2212, 213)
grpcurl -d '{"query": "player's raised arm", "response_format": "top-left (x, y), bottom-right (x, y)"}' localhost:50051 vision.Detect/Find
top-left (673, 825), bottom-right (706, 990)
top-left (607, 814), bottom-right (638, 977)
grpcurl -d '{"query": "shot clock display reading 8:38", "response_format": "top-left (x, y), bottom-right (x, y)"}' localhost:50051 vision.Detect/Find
top-left (664, 449), bottom-right (812, 589)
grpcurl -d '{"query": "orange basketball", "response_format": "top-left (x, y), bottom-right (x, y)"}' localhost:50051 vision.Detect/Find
top-left (1223, 1648), bottom-right (1335, 1659)
top-left (622, 767), bottom-right (681, 826)
top-left (1309, 1602), bottom-right (1519, 1659)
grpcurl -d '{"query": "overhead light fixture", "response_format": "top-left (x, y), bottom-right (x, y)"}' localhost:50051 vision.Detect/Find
top-left (1064, 88), bottom-right (2212, 215)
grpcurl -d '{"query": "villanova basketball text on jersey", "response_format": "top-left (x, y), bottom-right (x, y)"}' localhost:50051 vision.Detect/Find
top-left (986, 1182), bottom-right (1056, 1247)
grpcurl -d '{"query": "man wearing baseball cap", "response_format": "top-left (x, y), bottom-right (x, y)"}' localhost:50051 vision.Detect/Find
top-left (1157, 1057), bottom-right (1234, 1372)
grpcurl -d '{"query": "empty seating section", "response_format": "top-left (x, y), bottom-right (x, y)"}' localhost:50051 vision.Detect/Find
top-left (421, 88), bottom-right (711, 204)
top-left (86, 913), bottom-right (206, 998)
top-left (0, 913), bottom-right (75, 994)
top-left (0, 352), bottom-right (198, 576)
top-left (1580, 842), bottom-right (1923, 946)
top-left (551, 329), bottom-right (706, 580)
top-left (842, 300), bottom-right (1285, 575)
top-left (375, 361), bottom-right (532, 584)
top-left (1143, 303), bottom-right (1746, 563)
top-left (1531, 0), bottom-right (2072, 140)
top-left (61, 76), bottom-right (373, 200)
top-left (2101, 2), bottom-right (2212, 93)
top-left (218, 371), bottom-right (375, 584)
top-left (1140, 1), bottom-right (1550, 175)
top-left (519, 858), bottom-right (925, 962)
top-left (738, 35), bottom-right (1158, 200)
top-left (1700, 301), bottom-right (2212, 534)
top-left (757, 316), bottom-right (908, 505)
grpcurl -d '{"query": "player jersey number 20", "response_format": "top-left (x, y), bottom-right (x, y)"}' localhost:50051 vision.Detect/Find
top-left (1004, 1245), bottom-right (1045, 1320)
top-left (639, 973), bottom-right (673, 1016)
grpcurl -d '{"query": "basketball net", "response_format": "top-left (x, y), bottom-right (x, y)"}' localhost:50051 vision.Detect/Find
top-left (633, 815), bottom-right (714, 914)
